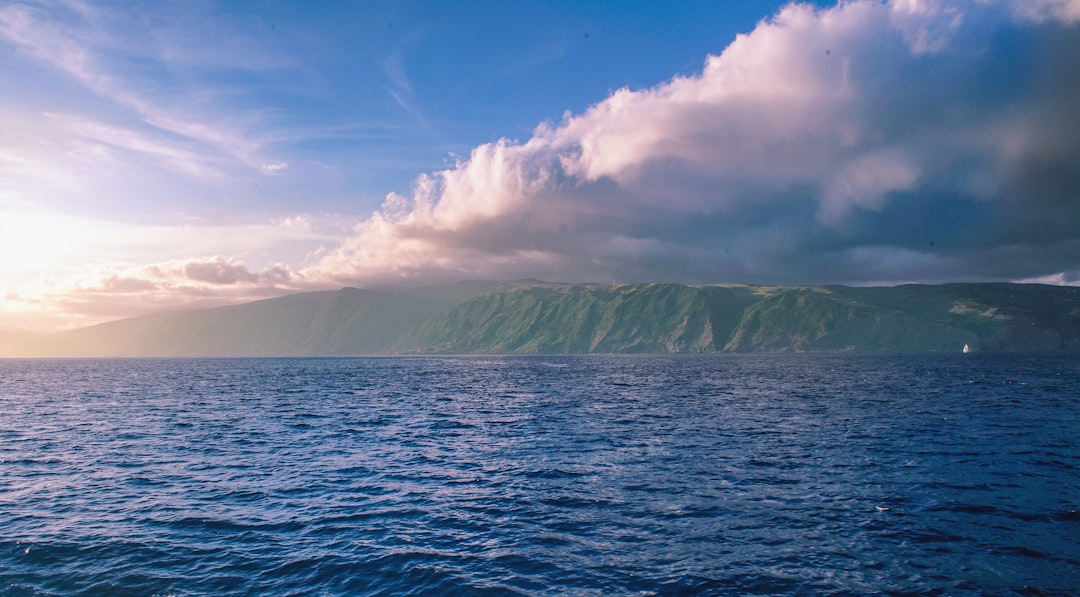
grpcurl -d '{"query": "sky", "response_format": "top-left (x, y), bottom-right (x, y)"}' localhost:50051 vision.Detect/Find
top-left (2, 0), bottom-right (1079, 331)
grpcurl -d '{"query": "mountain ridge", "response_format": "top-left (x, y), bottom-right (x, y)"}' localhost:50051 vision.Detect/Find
top-left (3, 282), bottom-right (1078, 357)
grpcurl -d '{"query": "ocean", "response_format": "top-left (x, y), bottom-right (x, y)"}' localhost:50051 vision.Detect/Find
top-left (1, 355), bottom-right (1078, 595)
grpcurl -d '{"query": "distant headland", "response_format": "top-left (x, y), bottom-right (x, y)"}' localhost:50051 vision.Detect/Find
top-left (3, 281), bottom-right (1079, 357)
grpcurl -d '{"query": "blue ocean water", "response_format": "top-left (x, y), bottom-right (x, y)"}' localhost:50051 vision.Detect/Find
top-left (1, 355), bottom-right (1078, 596)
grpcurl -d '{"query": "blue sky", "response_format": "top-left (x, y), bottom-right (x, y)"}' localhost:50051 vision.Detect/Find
top-left (2, 0), bottom-right (1079, 330)
top-left (2, 0), bottom-right (816, 218)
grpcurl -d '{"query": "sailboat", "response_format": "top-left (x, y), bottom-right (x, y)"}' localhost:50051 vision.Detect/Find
top-left (962, 343), bottom-right (972, 353)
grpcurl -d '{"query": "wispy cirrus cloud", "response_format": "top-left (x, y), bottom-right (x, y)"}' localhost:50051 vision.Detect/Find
top-left (46, 113), bottom-right (222, 178)
top-left (0, 0), bottom-right (287, 177)
top-left (380, 27), bottom-right (448, 148)
top-left (1010, 0), bottom-right (1080, 23)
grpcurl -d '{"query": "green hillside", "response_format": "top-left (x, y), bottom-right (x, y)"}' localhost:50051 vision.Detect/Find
top-left (829, 284), bottom-right (1080, 351)
top-left (402, 283), bottom-right (1080, 354)
top-left (396, 284), bottom-right (759, 353)
top-left (4, 282), bottom-right (1078, 356)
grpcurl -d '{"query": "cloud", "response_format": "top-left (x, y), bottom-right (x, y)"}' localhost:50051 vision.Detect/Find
top-left (2, 256), bottom-right (307, 331)
top-left (309, 0), bottom-right (1080, 287)
top-left (0, 211), bottom-right (348, 330)
top-left (180, 258), bottom-right (261, 285)
top-left (261, 161), bottom-right (289, 174)
top-left (5, 0), bottom-right (1079, 332)
top-left (1011, 0), bottom-right (1080, 23)
top-left (0, 1), bottom-right (282, 176)
top-left (46, 113), bottom-right (220, 178)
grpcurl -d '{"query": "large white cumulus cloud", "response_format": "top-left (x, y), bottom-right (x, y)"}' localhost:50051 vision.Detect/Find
top-left (311, 0), bottom-right (1080, 286)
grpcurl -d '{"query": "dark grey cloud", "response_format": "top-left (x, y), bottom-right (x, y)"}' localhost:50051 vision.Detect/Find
top-left (314, 1), bottom-right (1080, 286)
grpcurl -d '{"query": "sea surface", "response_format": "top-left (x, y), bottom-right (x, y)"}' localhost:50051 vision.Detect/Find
top-left (1, 355), bottom-right (1078, 596)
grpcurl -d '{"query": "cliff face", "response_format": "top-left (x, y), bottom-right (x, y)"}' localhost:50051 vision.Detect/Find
top-left (4, 282), bottom-right (1079, 357)
top-left (401, 283), bottom-right (1080, 354)
top-left (396, 284), bottom-right (759, 354)
top-left (719, 288), bottom-right (978, 353)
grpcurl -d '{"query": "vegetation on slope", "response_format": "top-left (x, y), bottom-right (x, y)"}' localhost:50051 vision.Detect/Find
top-left (397, 284), bottom-right (759, 353)
top-left (3, 282), bottom-right (1078, 356)
top-left (405, 283), bottom-right (1080, 354)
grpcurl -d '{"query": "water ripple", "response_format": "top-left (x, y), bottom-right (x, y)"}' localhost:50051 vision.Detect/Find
top-left (1, 354), bottom-right (1078, 595)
